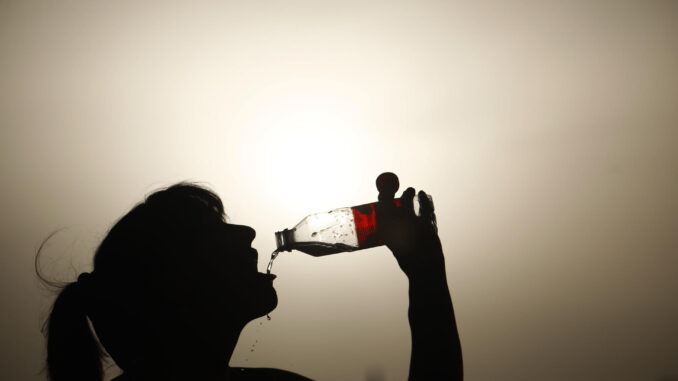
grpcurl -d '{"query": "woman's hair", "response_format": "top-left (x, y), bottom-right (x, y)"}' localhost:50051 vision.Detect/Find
top-left (37, 183), bottom-right (226, 381)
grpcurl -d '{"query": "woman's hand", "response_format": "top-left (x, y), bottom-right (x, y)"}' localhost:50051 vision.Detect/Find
top-left (376, 177), bottom-right (445, 279)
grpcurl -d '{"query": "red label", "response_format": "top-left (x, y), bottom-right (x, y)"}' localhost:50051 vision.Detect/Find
top-left (351, 199), bottom-right (402, 248)
top-left (352, 203), bottom-right (377, 248)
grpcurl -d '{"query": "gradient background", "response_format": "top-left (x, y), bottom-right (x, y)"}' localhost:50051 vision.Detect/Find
top-left (1, 1), bottom-right (677, 380)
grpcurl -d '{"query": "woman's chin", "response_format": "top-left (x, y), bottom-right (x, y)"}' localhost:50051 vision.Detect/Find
top-left (261, 289), bottom-right (278, 316)
top-left (247, 288), bottom-right (277, 321)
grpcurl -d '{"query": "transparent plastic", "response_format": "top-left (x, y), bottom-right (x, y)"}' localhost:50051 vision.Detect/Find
top-left (274, 196), bottom-right (429, 257)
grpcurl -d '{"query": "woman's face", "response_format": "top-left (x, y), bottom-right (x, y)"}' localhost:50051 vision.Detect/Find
top-left (204, 222), bottom-right (278, 324)
top-left (141, 217), bottom-right (278, 346)
top-left (89, 192), bottom-right (278, 360)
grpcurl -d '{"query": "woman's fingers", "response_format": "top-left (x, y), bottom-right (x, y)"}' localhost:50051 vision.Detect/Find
top-left (418, 190), bottom-right (437, 234)
top-left (401, 187), bottom-right (416, 217)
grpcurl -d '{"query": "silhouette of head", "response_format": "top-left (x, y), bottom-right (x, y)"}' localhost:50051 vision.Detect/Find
top-left (42, 183), bottom-right (276, 379)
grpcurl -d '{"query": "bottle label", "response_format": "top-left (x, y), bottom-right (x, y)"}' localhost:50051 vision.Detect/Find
top-left (351, 199), bottom-right (402, 248)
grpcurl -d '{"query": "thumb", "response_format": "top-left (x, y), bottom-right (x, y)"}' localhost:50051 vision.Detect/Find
top-left (376, 172), bottom-right (399, 202)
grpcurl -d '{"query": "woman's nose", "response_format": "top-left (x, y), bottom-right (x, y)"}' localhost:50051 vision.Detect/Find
top-left (233, 224), bottom-right (256, 244)
top-left (244, 225), bottom-right (256, 243)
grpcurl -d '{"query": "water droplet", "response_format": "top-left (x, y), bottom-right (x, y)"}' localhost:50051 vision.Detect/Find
top-left (266, 250), bottom-right (279, 274)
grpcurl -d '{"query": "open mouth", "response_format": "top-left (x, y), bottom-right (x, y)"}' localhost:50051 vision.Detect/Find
top-left (249, 248), bottom-right (259, 268)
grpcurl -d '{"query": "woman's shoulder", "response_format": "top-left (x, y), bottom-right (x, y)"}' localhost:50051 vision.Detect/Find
top-left (110, 368), bottom-right (313, 381)
top-left (230, 367), bottom-right (314, 380)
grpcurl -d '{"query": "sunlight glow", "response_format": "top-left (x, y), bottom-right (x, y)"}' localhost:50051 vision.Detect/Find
top-left (230, 81), bottom-right (368, 214)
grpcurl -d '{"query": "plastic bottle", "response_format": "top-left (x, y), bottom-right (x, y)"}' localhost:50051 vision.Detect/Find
top-left (273, 173), bottom-right (430, 256)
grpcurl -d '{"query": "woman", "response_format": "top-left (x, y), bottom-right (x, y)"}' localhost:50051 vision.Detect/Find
top-left (39, 178), bottom-right (462, 380)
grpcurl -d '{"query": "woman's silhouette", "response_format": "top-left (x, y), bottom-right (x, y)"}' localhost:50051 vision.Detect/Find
top-left (39, 178), bottom-right (462, 380)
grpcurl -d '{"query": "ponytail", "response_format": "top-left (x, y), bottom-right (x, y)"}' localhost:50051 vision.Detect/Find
top-left (44, 276), bottom-right (103, 381)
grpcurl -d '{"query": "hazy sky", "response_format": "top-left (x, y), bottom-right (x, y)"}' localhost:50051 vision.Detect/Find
top-left (1, 1), bottom-right (677, 380)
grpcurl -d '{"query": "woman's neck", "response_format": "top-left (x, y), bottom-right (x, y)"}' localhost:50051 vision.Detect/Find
top-left (124, 354), bottom-right (231, 381)
top-left (124, 331), bottom-right (240, 381)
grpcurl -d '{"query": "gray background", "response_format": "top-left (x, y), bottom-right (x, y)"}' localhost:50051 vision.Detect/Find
top-left (1, 1), bottom-right (677, 380)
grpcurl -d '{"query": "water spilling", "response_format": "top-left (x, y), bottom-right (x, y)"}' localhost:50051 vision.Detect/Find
top-left (266, 249), bottom-right (279, 274)
top-left (265, 249), bottom-right (280, 321)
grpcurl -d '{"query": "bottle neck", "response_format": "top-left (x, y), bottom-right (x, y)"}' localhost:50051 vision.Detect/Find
top-left (274, 229), bottom-right (293, 252)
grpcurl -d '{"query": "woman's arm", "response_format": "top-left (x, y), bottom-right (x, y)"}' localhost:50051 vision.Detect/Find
top-left (377, 185), bottom-right (463, 380)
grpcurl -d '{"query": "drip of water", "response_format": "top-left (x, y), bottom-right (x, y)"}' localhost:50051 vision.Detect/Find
top-left (265, 249), bottom-right (281, 321)
top-left (266, 249), bottom-right (280, 274)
